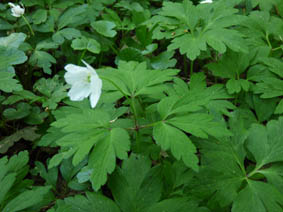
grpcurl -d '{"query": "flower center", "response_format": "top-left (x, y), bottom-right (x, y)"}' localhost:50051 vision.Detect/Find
top-left (86, 74), bottom-right (91, 83)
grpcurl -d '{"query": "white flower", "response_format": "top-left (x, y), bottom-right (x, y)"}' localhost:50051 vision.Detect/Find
top-left (8, 2), bottom-right (25, 17)
top-left (64, 61), bottom-right (102, 108)
top-left (200, 0), bottom-right (213, 4)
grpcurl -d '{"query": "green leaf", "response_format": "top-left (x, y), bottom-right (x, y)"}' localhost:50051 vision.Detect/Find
top-left (52, 192), bottom-right (120, 212)
top-left (52, 0), bottom-right (84, 9)
top-left (45, 106), bottom-right (130, 190)
top-left (168, 34), bottom-right (206, 61)
top-left (167, 113), bottom-right (231, 138)
top-left (0, 72), bottom-right (22, 93)
top-left (32, 9), bottom-right (48, 25)
top-left (58, 5), bottom-right (87, 30)
top-left (3, 186), bottom-right (51, 212)
top-left (0, 47), bottom-right (28, 72)
top-left (207, 50), bottom-right (251, 79)
top-left (48, 149), bottom-right (76, 169)
top-left (192, 116), bottom-right (283, 210)
top-left (0, 127), bottom-right (40, 154)
top-left (193, 138), bottom-right (246, 208)
top-left (154, 0), bottom-right (248, 60)
top-left (52, 28), bottom-right (81, 44)
top-left (24, 106), bottom-right (48, 125)
top-left (252, 95), bottom-right (277, 122)
top-left (275, 99), bottom-right (283, 114)
top-left (254, 77), bottom-right (283, 98)
top-left (145, 198), bottom-right (209, 212)
top-left (155, 81), bottom-right (232, 140)
top-left (118, 47), bottom-right (145, 62)
top-left (258, 164), bottom-right (283, 193)
top-left (0, 19), bottom-right (13, 30)
top-left (33, 16), bottom-right (55, 33)
top-left (159, 0), bottom-right (198, 30)
top-left (21, 0), bottom-right (44, 7)
top-left (0, 151), bottom-right (51, 212)
top-left (89, 127), bottom-right (130, 190)
top-left (91, 20), bottom-right (117, 37)
top-left (141, 44), bottom-right (157, 55)
top-left (207, 50), bottom-right (253, 94)
top-left (136, 26), bottom-right (154, 47)
top-left (0, 151), bottom-right (29, 180)
top-left (101, 61), bottom-right (179, 99)
top-left (153, 122), bottom-right (198, 171)
top-left (29, 50), bottom-right (56, 74)
top-left (226, 79), bottom-right (241, 94)
top-left (0, 33), bottom-right (27, 71)
top-left (240, 11), bottom-right (283, 47)
top-left (0, 33), bottom-right (26, 48)
top-left (263, 58), bottom-right (283, 78)
top-left (246, 117), bottom-right (283, 167)
top-left (150, 51), bottom-right (177, 70)
top-left (33, 76), bottom-right (67, 109)
top-left (167, 73), bottom-right (234, 116)
top-left (3, 102), bottom-right (31, 120)
top-left (0, 173), bottom-right (16, 205)
top-left (71, 37), bottom-right (88, 50)
top-left (109, 154), bottom-right (163, 212)
top-left (34, 161), bottom-right (58, 189)
top-left (251, 0), bottom-right (280, 11)
top-left (71, 36), bottom-right (101, 54)
top-left (36, 40), bottom-right (58, 51)
top-left (87, 39), bottom-right (101, 54)
top-left (232, 180), bottom-right (283, 212)
top-left (226, 79), bottom-right (250, 94)
top-left (2, 90), bottom-right (39, 105)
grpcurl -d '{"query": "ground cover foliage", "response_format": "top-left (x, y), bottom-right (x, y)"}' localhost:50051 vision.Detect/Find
top-left (0, 0), bottom-right (283, 211)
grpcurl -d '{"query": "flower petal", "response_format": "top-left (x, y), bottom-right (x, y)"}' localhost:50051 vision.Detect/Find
top-left (8, 2), bottom-right (16, 7)
top-left (64, 64), bottom-right (90, 85)
top-left (68, 83), bottom-right (91, 101)
top-left (89, 76), bottom-right (102, 108)
top-left (82, 60), bottom-right (98, 76)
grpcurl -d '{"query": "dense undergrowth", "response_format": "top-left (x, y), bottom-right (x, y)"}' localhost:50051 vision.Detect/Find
top-left (0, 0), bottom-right (283, 211)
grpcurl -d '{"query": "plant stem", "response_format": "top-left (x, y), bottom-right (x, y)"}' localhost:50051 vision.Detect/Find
top-left (22, 15), bottom-right (34, 36)
top-left (190, 60), bottom-right (194, 77)
top-left (183, 55), bottom-right (188, 77)
top-left (272, 46), bottom-right (283, 51)
top-left (109, 45), bottom-right (119, 55)
top-left (100, 76), bottom-right (128, 100)
top-left (98, 52), bottom-right (103, 67)
top-left (139, 120), bottom-right (162, 129)
top-left (247, 165), bottom-right (262, 178)
top-left (265, 33), bottom-right (272, 49)
top-left (100, 76), bottom-right (138, 124)
top-left (78, 49), bottom-right (87, 64)
top-left (130, 97), bottom-right (139, 127)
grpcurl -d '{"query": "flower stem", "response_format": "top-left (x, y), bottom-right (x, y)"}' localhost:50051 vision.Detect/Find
top-left (78, 49), bottom-right (87, 64)
top-left (22, 15), bottom-right (34, 36)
